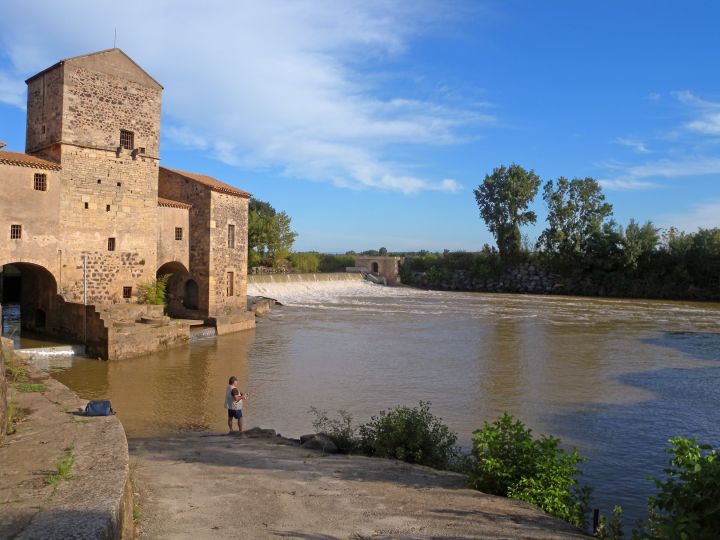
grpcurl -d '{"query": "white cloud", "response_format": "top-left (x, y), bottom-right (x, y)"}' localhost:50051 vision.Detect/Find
top-left (0, 0), bottom-right (487, 194)
top-left (614, 137), bottom-right (652, 154)
top-left (599, 157), bottom-right (720, 190)
top-left (0, 72), bottom-right (25, 108)
top-left (658, 201), bottom-right (720, 233)
top-left (672, 90), bottom-right (720, 135)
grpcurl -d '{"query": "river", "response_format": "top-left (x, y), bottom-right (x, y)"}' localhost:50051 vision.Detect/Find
top-left (37, 280), bottom-right (720, 524)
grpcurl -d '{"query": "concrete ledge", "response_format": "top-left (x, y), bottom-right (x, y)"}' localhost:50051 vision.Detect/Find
top-left (0, 350), bottom-right (133, 539)
top-left (212, 311), bottom-right (256, 335)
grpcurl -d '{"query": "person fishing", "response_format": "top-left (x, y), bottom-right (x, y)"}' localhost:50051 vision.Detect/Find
top-left (225, 376), bottom-right (248, 434)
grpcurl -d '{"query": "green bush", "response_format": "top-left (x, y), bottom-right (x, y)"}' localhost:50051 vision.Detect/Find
top-left (137, 274), bottom-right (171, 305)
top-left (638, 437), bottom-right (720, 539)
top-left (468, 413), bottom-right (589, 528)
top-left (358, 401), bottom-right (459, 469)
top-left (318, 253), bottom-right (356, 273)
top-left (309, 407), bottom-right (358, 454)
top-left (289, 252), bottom-right (321, 273)
top-left (594, 506), bottom-right (625, 539)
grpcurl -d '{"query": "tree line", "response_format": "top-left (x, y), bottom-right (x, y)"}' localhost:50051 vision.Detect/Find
top-left (403, 165), bottom-right (720, 300)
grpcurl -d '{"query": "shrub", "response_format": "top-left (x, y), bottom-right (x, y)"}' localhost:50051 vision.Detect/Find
top-left (318, 253), bottom-right (356, 273)
top-left (289, 252), bottom-right (321, 273)
top-left (468, 413), bottom-right (589, 528)
top-left (358, 401), bottom-right (459, 469)
top-left (137, 274), bottom-right (171, 305)
top-left (594, 506), bottom-right (625, 539)
top-left (309, 407), bottom-right (358, 454)
top-left (638, 437), bottom-right (720, 539)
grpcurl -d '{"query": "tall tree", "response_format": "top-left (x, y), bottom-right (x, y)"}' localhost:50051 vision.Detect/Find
top-left (248, 198), bottom-right (297, 268)
top-left (538, 177), bottom-right (613, 256)
top-left (473, 164), bottom-right (541, 259)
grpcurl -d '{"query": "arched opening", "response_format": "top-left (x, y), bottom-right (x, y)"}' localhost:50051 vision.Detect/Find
top-left (371, 262), bottom-right (379, 273)
top-left (1, 262), bottom-right (58, 341)
top-left (156, 261), bottom-right (195, 316)
top-left (183, 279), bottom-right (199, 310)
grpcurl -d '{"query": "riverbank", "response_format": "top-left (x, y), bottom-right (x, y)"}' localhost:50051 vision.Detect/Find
top-left (130, 429), bottom-right (586, 539)
top-left (0, 351), bottom-right (133, 539)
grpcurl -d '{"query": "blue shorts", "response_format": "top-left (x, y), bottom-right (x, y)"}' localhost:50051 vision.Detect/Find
top-left (228, 409), bottom-right (243, 419)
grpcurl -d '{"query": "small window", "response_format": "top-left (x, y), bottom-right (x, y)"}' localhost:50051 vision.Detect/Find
top-left (117, 182), bottom-right (122, 187)
top-left (227, 272), bottom-right (234, 296)
top-left (84, 202), bottom-right (89, 209)
top-left (228, 224), bottom-right (235, 248)
top-left (122, 286), bottom-right (132, 299)
top-left (97, 179), bottom-right (102, 184)
top-left (120, 129), bottom-right (134, 150)
top-left (108, 237), bottom-right (116, 251)
top-left (34, 173), bottom-right (47, 191)
top-left (10, 224), bottom-right (22, 240)
top-left (175, 227), bottom-right (183, 241)
top-left (106, 205), bottom-right (111, 212)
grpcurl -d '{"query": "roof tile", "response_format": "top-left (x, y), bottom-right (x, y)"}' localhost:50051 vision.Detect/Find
top-left (0, 150), bottom-right (61, 170)
top-left (161, 167), bottom-right (251, 198)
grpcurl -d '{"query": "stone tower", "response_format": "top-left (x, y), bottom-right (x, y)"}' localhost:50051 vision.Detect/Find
top-left (25, 49), bottom-right (163, 304)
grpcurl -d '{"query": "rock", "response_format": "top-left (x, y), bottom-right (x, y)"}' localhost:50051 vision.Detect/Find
top-left (301, 434), bottom-right (339, 454)
top-left (299, 433), bottom-right (316, 445)
top-left (240, 427), bottom-right (276, 438)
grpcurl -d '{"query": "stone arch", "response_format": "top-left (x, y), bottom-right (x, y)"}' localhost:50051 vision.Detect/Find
top-left (156, 261), bottom-right (194, 316)
top-left (1, 261), bottom-right (59, 337)
top-left (371, 261), bottom-right (379, 273)
top-left (183, 279), bottom-right (199, 311)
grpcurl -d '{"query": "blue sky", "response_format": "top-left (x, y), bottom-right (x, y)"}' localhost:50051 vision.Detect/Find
top-left (1, 1), bottom-right (719, 252)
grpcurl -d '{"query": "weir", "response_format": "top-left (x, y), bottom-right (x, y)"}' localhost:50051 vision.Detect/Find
top-left (248, 272), bottom-right (365, 284)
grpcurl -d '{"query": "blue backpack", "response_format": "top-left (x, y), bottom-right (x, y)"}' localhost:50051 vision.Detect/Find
top-left (85, 400), bottom-right (114, 416)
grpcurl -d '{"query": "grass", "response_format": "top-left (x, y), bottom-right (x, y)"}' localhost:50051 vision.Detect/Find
top-left (4, 353), bottom-right (28, 382)
top-left (15, 383), bottom-right (48, 393)
top-left (45, 445), bottom-right (76, 485)
top-left (5, 399), bottom-right (28, 435)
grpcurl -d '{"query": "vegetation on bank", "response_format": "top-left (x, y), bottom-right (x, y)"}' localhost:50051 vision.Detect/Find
top-left (400, 168), bottom-right (720, 300)
top-left (309, 404), bottom-right (720, 537)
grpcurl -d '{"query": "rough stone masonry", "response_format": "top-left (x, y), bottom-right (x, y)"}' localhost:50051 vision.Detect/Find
top-left (0, 48), bottom-right (254, 358)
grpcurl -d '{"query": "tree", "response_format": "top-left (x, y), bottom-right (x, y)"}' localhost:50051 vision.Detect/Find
top-left (474, 164), bottom-right (541, 260)
top-left (248, 198), bottom-right (297, 268)
top-left (538, 177), bottom-right (613, 257)
top-left (378, 247), bottom-right (388, 256)
top-left (623, 219), bottom-right (659, 269)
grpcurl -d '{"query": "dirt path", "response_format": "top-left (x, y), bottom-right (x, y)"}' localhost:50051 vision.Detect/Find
top-left (130, 430), bottom-right (587, 539)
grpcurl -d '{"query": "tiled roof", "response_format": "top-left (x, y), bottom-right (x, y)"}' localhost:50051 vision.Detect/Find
top-left (161, 167), bottom-right (251, 198)
top-left (158, 197), bottom-right (192, 210)
top-left (0, 150), bottom-right (61, 170)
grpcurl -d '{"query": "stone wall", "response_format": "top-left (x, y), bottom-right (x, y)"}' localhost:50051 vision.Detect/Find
top-left (157, 205), bottom-right (190, 270)
top-left (158, 168), bottom-right (212, 313)
top-left (0, 341), bottom-right (8, 444)
top-left (0, 163), bottom-right (61, 277)
top-left (411, 262), bottom-right (560, 294)
top-left (56, 145), bottom-right (159, 305)
top-left (209, 191), bottom-right (249, 315)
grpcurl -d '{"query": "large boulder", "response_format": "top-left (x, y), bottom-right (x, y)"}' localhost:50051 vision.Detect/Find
top-left (301, 434), bottom-right (339, 454)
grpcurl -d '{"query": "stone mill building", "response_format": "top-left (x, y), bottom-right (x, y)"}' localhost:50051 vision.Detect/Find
top-left (0, 48), bottom-right (254, 359)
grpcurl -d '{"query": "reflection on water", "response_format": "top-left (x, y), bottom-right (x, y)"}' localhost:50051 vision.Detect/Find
top-left (49, 285), bottom-right (720, 524)
top-left (1, 304), bottom-right (70, 349)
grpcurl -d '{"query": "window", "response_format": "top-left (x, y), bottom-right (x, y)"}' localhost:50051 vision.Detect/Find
top-left (10, 224), bottom-right (21, 240)
top-left (120, 129), bottom-right (134, 150)
top-left (97, 179), bottom-right (102, 184)
top-left (228, 224), bottom-right (235, 248)
top-left (123, 287), bottom-right (132, 299)
top-left (34, 173), bottom-right (47, 191)
top-left (175, 227), bottom-right (183, 241)
top-left (106, 204), bottom-right (111, 212)
top-left (227, 272), bottom-right (234, 296)
top-left (84, 202), bottom-right (89, 209)
top-left (117, 182), bottom-right (122, 187)
top-left (108, 237), bottom-right (116, 251)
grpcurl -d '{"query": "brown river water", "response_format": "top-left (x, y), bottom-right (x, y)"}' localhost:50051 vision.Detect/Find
top-left (16, 281), bottom-right (720, 523)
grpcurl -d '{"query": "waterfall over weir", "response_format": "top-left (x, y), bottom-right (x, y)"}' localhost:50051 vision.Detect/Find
top-left (246, 272), bottom-right (406, 306)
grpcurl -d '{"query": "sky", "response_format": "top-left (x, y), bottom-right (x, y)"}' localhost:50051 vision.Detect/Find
top-left (1, 0), bottom-right (719, 252)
